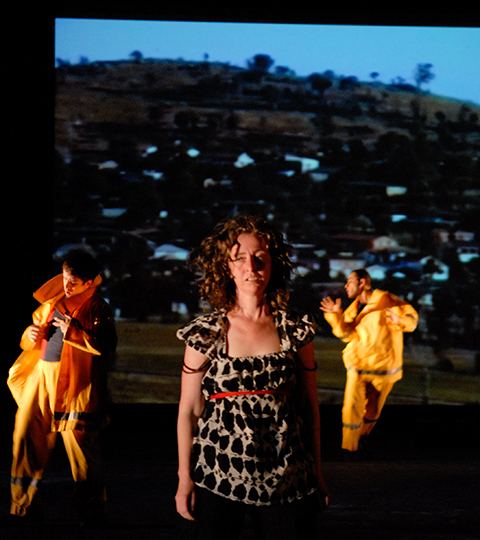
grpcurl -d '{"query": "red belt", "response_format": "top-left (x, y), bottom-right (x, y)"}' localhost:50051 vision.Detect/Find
top-left (209, 389), bottom-right (290, 400)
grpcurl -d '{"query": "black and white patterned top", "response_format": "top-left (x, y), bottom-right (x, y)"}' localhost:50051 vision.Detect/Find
top-left (177, 310), bottom-right (319, 506)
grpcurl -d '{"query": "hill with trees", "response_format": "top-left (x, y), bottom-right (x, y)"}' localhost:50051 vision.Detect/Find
top-left (54, 55), bottom-right (480, 353)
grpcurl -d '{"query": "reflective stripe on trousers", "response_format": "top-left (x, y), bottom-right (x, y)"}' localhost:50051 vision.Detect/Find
top-left (10, 360), bottom-right (106, 518)
top-left (341, 369), bottom-right (395, 452)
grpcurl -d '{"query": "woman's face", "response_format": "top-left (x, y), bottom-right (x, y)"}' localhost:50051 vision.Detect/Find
top-left (228, 233), bottom-right (272, 298)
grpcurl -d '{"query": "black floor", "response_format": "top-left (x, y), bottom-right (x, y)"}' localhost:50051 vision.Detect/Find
top-left (1, 402), bottom-right (479, 539)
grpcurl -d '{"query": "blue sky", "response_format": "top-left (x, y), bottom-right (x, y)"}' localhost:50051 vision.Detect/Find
top-left (55, 19), bottom-right (480, 105)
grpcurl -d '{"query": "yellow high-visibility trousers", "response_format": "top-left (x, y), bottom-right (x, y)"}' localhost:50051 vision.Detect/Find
top-left (341, 369), bottom-right (395, 452)
top-left (10, 360), bottom-right (106, 519)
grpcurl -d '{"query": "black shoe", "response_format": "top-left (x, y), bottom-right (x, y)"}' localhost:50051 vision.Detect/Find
top-left (340, 449), bottom-right (359, 462)
top-left (358, 436), bottom-right (374, 460)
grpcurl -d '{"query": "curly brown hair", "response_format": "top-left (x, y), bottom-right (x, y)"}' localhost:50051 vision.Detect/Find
top-left (189, 214), bottom-right (293, 313)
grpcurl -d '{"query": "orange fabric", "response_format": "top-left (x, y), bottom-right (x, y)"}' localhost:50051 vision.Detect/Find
top-left (8, 274), bottom-right (116, 432)
top-left (324, 289), bottom-right (418, 382)
top-left (10, 361), bottom-right (106, 517)
top-left (324, 289), bottom-right (418, 451)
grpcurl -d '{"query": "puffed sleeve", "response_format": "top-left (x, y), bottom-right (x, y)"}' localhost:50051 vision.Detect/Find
top-left (281, 311), bottom-right (318, 351)
top-left (176, 311), bottom-right (226, 359)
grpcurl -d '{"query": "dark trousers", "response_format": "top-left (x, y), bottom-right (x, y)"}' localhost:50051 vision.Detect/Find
top-left (190, 487), bottom-right (319, 540)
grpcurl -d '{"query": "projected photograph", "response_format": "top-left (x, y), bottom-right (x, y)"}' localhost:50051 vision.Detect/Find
top-left (54, 19), bottom-right (480, 405)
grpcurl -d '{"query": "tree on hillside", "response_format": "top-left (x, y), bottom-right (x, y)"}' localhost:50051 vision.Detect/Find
top-left (275, 66), bottom-right (295, 77)
top-left (174, 110), bottom-right (199, 131)
top-left (56, 58), bottom-right (71, 67)
top-left (130, 50), bottom-right (143, 62)
top-left (248, 54), bottom-right (274, 73)
top-left (414, 63), bottom-right (435, 90)
top-left (307, 73), bottom-right (332, 99)
top-left (339, 76), bottom-right (359, 91)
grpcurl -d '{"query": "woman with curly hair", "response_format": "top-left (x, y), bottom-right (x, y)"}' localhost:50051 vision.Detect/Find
top-left (175, 214), bottom-right (330, 540)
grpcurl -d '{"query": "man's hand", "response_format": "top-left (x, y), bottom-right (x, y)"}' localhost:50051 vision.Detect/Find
top-left (26, 324), bottom-right (41, 342)
top-left (320, 296), bottom-right (342, 314)
top-left (53, 314), bottom-right (71, 334)
top-left (385, 308), bottom-right (400, 325)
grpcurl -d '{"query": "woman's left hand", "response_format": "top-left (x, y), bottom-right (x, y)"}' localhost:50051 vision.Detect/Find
top-left (175, 475), bottom-right (197, 520)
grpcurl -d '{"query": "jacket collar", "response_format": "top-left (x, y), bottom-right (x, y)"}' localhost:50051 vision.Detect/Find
top-left (33, 273), bottom-right (102, 315)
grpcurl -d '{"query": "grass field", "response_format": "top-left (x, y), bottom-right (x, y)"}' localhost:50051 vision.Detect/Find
top-left (109, 322), bottom-right (480, 405)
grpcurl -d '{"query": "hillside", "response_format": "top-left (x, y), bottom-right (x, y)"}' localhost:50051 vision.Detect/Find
top-left (53, 58), bottom-right (480, 354)
top-left (55, 59), bottom-right (480, 152)
top-left (55, 58), bottom-right (480, 242)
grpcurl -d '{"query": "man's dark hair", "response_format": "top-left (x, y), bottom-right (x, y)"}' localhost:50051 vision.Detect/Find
top-left (63, 249), bottom-right (99, 282)
top-left (352, 268), bottom-right (371, 287)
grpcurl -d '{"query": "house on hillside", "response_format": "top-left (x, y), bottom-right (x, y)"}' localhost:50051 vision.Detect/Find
top-left (365, 235), bottom-right (417, 265)
top-left (151, 243), bottom-right (189, 261)
top-left (326, 234), bottom-right (423, 282)
top-left (322, 233), bottom-right (372, 280)
top-left (420, 256), bottom-right (449, 281)
top-left (432, 228), bottom-right (479, 263)
top-left (453, 230), bottom-right (479, 263)
top-left (329, 256), bottom-right (366, 280)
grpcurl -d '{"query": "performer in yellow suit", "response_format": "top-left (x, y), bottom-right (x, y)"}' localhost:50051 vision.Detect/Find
top-left (6, 250), bottom-right (117, 528)
top-left (321, 269), bottom-right (418, 458)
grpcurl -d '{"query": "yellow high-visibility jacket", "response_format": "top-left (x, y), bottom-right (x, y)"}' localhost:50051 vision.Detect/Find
top-left (324, 289), bottom-right (418, 382)
top-left (7, 274), bottom-right (117, 431)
